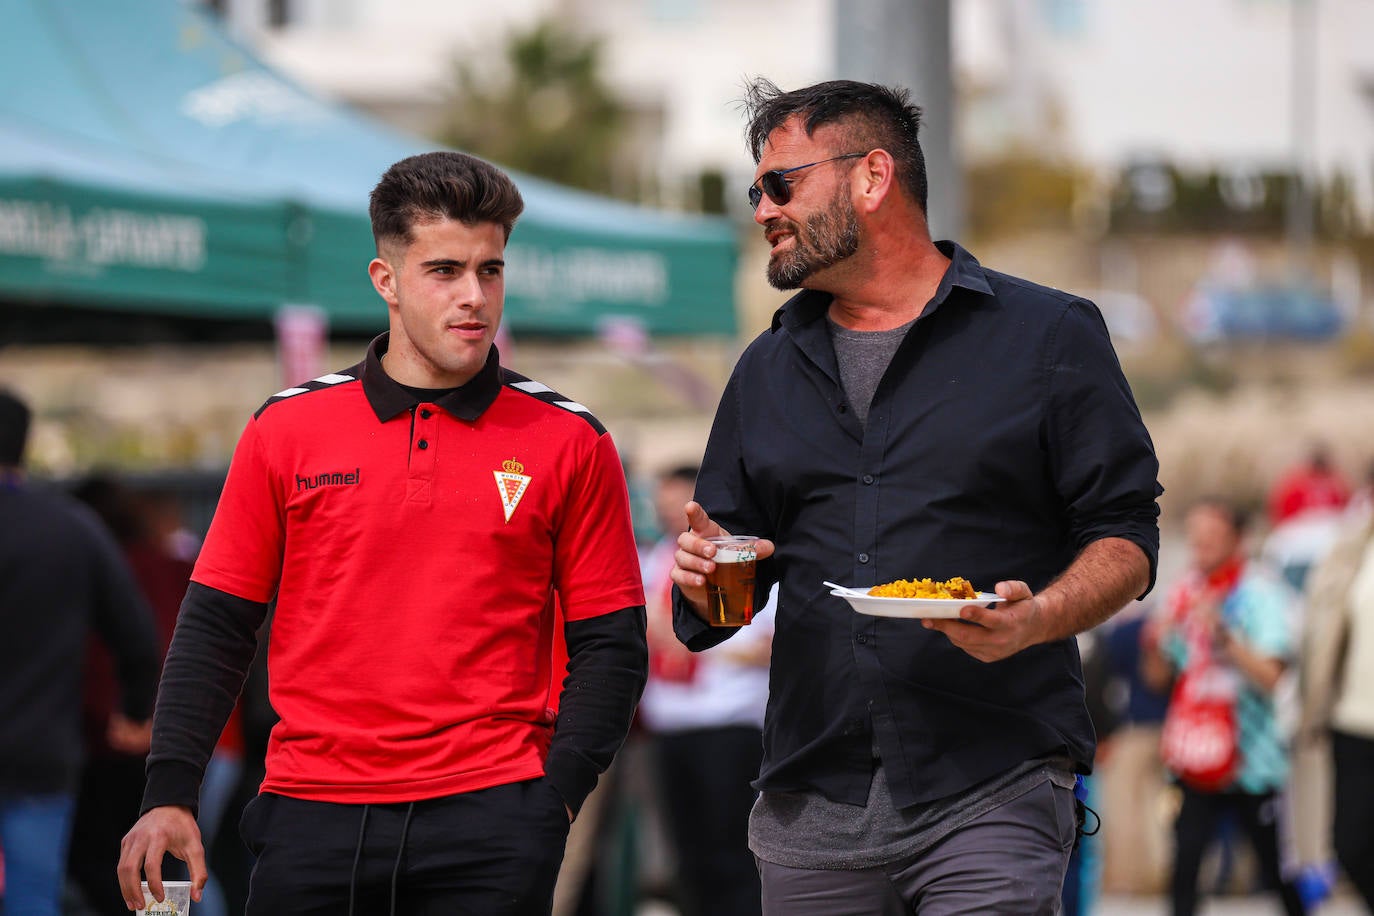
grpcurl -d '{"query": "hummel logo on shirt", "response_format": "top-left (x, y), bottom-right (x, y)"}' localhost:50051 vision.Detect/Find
top-left (297, 468), bottom-right (361, 492)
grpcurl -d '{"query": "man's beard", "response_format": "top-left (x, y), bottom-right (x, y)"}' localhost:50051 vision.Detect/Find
top-left (765, 191), bottom-right (861, 290)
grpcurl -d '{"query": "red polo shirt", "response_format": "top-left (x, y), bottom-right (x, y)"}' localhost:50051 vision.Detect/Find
top-left (192, 336), bottom-right (644, 803)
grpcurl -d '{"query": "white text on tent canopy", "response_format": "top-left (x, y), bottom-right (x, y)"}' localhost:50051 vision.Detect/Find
top-left (181, 71), bottom-right (332, 129)
top-left (0, 198), bottom-right (206, 271)
top-left (505, 245), bottom-right (669, 308)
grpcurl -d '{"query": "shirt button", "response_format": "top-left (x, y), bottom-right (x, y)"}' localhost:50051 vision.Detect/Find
top-left (417, 439), bottom-right (429, 450)
top-left (858, 553), bottom-right (869, 564)
top-left (856, 633), bottom-right (868, 645)
top-left (420, 409), bottom-right (432, 419)
top-left (862, 474), bottom-right (874, 485)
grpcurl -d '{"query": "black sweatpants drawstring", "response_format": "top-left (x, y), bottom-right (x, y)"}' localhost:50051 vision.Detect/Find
top-left (348, 804), bottom-right (371, 916)
top-left (390, 801), bottom-right (416, 916)
top-left (345, 800), bottom-right (415, 916)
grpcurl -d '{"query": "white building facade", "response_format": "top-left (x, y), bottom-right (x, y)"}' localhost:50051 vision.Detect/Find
top-left (205, 0), bottom-right (1374, 221)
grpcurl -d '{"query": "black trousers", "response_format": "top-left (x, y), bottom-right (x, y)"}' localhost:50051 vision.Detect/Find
top-left (1331, 729), bottom-right (1374, 909)
top-left (652, 725), bottom-right (764, 916)
top-left (1168, 785), bottom-right (1305, 916)
top-left (239, 778), bottom-right (570, 916)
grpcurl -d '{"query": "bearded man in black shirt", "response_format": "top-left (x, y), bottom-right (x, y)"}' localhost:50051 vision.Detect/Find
top-left (670, 78), bottom-right (1162, 915)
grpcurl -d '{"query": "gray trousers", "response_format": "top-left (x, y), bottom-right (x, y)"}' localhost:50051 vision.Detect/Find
top-left (757, 779), bottom-right (1077, 915)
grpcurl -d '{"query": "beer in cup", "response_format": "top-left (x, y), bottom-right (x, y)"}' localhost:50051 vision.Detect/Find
top-left (137, 881), bottom-right (191, 915)
top-left (704, 535), bottom-right (758, 626)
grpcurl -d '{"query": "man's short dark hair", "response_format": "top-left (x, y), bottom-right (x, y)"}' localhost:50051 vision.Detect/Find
top-left (1191, 496), bottom-right (1250, 536)
top-left (742, 77), bottom-right (929, 215)
top-left (0, 388), bottom-right (32, 467)
top-left (369, 151), bottom-right (525, 250)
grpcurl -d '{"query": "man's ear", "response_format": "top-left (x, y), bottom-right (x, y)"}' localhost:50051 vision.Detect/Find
top-left (368, 256), bottom-right (398, 306)
top-left (854, 149), bottom-right (896, 214)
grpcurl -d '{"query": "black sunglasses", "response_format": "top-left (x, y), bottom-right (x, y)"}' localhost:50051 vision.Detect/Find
top-left (747, 153), bottom-right (867, 209)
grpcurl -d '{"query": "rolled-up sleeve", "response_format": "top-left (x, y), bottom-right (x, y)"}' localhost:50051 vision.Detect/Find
top-left (1045, 299), bottom-right (1163, 594)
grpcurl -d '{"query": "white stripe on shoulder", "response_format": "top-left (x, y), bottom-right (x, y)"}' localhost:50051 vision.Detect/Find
top-left (272, 387), bottom-right (309, 398)
top-left (555, 400), bottom-right (590, 414)
top-left (511, 381), bottom-right (554, 394)
top-left (313, 373), bottom-right (354, 385)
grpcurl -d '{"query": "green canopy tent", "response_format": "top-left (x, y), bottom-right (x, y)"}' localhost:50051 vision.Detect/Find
top-left (0, 0), bottom-right (738, 337)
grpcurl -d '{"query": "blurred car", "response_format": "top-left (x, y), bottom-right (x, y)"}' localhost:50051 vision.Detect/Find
top-left (1182, 283), bottom-right (1344, 342)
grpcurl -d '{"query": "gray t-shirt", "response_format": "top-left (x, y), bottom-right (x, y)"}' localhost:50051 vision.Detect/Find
top-left (749, 756), bottom-right (1077, 869)
top-left (827, 316), bottom-right (915, 427)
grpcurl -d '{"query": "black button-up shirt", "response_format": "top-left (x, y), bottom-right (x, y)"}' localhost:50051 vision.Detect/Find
top-left (674, 242), bottom-right (1161, 807)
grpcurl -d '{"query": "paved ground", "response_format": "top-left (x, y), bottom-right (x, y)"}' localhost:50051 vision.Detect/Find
top-left (638, 892), bottom-right (1367, 914)
top-left (1096, 892), bottom-right (1365, 914)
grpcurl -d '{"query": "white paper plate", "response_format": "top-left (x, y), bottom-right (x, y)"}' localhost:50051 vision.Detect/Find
top-left (828, 586), bottom-right (1005, 619)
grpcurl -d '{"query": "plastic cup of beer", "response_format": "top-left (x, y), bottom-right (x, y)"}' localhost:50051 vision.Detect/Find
top-left (137, 881), bottom-right (191, 915)
top-left (704, 535), bottom-right (758, 626)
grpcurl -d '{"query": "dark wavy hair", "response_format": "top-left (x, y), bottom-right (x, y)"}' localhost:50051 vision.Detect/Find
top-left (742, 77), bottom-right (928, 215)
top-left (369, 151), bottom-right (525, 249)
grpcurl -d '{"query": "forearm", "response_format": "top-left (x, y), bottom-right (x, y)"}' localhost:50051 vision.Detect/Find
top-left (142, 582), bottom-right (267, 816)
top-left (1037, 537), bottom-right (1152, 643)
top-left (90, 527), bottom-right (161, 719)
top-left (1222, 636), bottom-right (1287, 694)
top-left (106, 599), bottom-right (160, 722)
top-left (1140, 641), bottom-right (1175, 694)
top-left (545, 605), bottom-right (648, 816)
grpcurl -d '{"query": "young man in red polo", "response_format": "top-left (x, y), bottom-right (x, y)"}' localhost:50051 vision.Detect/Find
top-left (117, 151), bottom-right (648, 915)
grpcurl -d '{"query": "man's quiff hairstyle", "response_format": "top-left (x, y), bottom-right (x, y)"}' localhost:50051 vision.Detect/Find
top-left (369, 151), bottom-right (525, 250)
top-left (742, 77), bottom-right (929, 215)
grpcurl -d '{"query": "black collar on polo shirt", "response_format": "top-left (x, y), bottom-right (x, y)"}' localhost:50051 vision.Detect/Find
top-left (359, 332), bottom-right (504, 423)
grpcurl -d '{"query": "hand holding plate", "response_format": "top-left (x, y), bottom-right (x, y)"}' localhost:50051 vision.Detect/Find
top-left (921, 579), bottom-right (1046, 662)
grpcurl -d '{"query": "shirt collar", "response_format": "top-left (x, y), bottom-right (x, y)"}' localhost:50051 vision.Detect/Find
top-left (770, 240), bottom-right (994, 333)
top-left (360, 332), bottom-right (504, 422)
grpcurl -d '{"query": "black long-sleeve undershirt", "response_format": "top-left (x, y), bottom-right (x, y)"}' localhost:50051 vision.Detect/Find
top-left (141, 582), bottom-right (266, 816)
top-left (545, 604), bottom-right (647, 814)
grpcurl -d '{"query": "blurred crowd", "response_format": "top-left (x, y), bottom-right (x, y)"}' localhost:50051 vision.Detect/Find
top-left (4, 401), bottom-right (1374, 915)
top-left (1079, 444), bottom-right (1374, 915)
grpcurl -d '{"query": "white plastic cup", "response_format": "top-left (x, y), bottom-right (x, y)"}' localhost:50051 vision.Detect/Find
top-left (704, 535), bottom-right (759, 626)
top-left (137, 881), bottom-right (191, 915)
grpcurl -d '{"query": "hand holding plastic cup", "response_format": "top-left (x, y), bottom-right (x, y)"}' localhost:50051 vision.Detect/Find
top-left (704, 535), bottom-right (758, 626)
top-left (137, 881), bottom-right (191, 915)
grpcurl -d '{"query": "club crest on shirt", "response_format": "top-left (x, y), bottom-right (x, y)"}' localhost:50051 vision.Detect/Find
top-left (494, 458), bottom-right (532, 523)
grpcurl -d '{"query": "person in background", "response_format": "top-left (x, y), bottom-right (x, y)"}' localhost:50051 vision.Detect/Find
top-left (1143, 498), bottom-right (1306, 916)
top-left (1268, 445), bottom-right (1350, 528)
top-left (1096, 605), bottom-right (1172, 895)
top-left (116, 151), bottom-right (647, 915)
top-left (639, 465), bottom-right (770, 916)
top-left (66, 476), bottom-right (240, 916)
top-left (66, 474), bottom-right (193, 916)
top-left (671, 78), bottom-right (1161, 914)
top-left (1264, 444), bottom-right (1351, 593)
top-left (1297, 509), bottom-right (1374, 910)
top-left (0, 390), bottom-right (159, 916)
top-left (1344, 459), bottom-right (1374, 523)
